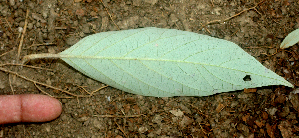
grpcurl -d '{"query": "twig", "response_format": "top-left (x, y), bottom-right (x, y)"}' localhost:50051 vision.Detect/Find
top-left (0, 63), bottom-right (55, 71)
top-left (199, 123), bottom-right (211, 135)
top-left (17, 9), bottom-right (29, 61)
top-left (26, 43), bottom-right (56, 49)
top-left (4, 17), bottom-right (13, 32)
top-left (0, 48), bottom-right (15, 57)
top-left (0, 67), bottom-right (90, 97)
top-left (34, 83), bottom-right (54, 97)
top-left (8, 75), bottom-right (14, 94)
top-left (93, 114), bottom-right (144, 118)
top-left (200, 0), bottom-right (265, 30)
top-left (54, 27), bottom-right (68, 30)
top-left (114, 120), bottom-right (128, 138)
top-left (100, 0), bottom-right (119, 30)
top-left (78, 85), bottom-right (109, 95)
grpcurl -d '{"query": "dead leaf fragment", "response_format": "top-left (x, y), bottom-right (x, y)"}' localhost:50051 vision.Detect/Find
top-left (216, 103), bottom-right (225, 113)
top-left (289, 92), bottom-right (299, 112)
top-left (278, 121), bottom-right (293, 138)
top-left (266, 123), bottom-right (277, 138)
top-left (179, 116), bottom-right (194, 128)
top-left (242, 114), bottom-right (250, 123)
top-left (254, 120), bottom-right (264, 128)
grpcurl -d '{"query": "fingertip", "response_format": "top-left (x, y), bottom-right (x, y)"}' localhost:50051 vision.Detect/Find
top-left (0, 94), bottom-right (62, 124)
top-left (21, 94), bottom-right (62, 123)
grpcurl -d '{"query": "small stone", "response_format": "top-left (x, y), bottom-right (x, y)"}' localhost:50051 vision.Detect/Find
top-left (93, 118), bottom-right (106, 130)
top-left (278, 106), bottom-right (290, 118)
top-left (133, 0), bottom-right (141, 6)
top-left (180, 116), bottom-right (193, 128)
top-left (65, 36), bottom-right (80, 45)
top-left (90, 11), bottom-right (97, 16)
top-left (169, 14), bottom-right (178, 23)
top-left (275, 94), bottom-right (286, 104)
top-left (230, 101), bottom-right (238, 108)
top-left (61, 99), bottom-right (68, 103)
top-left (46, 78), bottom-right (52, 85)
top-left (143, 0), bottom-right (158, 5)
top-left (9, 0), bottom-right (15, 6)
top-left (77, 116), bottom-right (89, 122)
top-left (32, 13), bottom-right (47, 23)
top-left (76, 9), bottom-right (85, 16)
top-left (44, 123), bottom-right (51, 132)
top-left (267, 107), bottom-right (277, 116)
top-left (152, 115), bottom-right (162, 124)
top-left (48, 47), bottom-right (56, 54)
top-left (248, 133), bottom-right (254, 138)
top-left (27, 23), bottom-right (33, 30)
top-left (82, 23), bottom-right (90, 34)
top-left (237, 123), bottom-right (250, 135)
top-left (170, 109), bottom-right (184, 117)
top-left (138, 126), bottom-right (148, 133)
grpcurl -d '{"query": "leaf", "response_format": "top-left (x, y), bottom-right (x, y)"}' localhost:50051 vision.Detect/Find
top-left (58, 27), bottom-right (293, 97)
top-left (280, 28), bottom-right (299, 49)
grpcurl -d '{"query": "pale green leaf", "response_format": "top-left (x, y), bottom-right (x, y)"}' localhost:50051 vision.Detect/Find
top-left (280, 28), bottom-right (299, 49)
top-left (59, 27), bottom-right (293, 97)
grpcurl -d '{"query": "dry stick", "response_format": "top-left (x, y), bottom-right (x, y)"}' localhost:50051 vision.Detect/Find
top-left (34, 83), bottom-right (54, 97)
top-left (8, 75), bottom-right (14, 94)
top-left (4, 17), bottom-right (13, 32)
top-left (200, 0), bottom-right (265, 30)
top-left (78, 85), bottom-right (109, 95)
top-left (17, 9), bottom-right (29, 61)
top-left (12, 9), bottom-right (29, 87)
top-left (100, 0), bottom-right (119, 30)
top-left (0, 63), bottom-right (54, 71)
top-left (0, 48), bottom-right (15, 57)
top-left (0, 63), bottom-right (108, 98)
top-left (0, 67), bottom-right (90, 97)
top-left (114, 120), bottom-right (128, 138)
top-left (26, 43), bottom-right (56, 49)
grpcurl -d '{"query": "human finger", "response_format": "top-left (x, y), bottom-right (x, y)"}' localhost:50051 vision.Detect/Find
top-left (0, 94), bottom-right (62, 124)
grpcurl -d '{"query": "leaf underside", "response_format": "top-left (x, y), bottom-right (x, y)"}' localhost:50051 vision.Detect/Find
top-left (280, 28), bottom-right (299, 49)
top-left (59, 27), bottom-right (293, 97)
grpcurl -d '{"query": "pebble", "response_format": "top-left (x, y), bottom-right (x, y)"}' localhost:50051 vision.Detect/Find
top-left (152, 115), bottom-right (162, 124)
top-left (267, 107), bottom-right (277, 116)
top-left (169, 109), bottom-right (184, 117)
top-left (180, 116), bottom-right (194, 128)
top-left (66, 35), bottom-right (80, 45)
top-left (82, 23), bottom-right (90, 34)
top-left (144, 0), bottom-right (158, 5)
top-left (138, 126), bottom-right (148, 133)
top-left (27, 23), bottom-right (33, 30)
top-left (169, 14), bottom-right (178, 23)
top-left (93, 118), bottom-right (106, 130)
top-left (132, 0), bottom-right (141, 6)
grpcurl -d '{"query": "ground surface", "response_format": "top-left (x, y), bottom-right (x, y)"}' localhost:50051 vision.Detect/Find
top-left (0, 0), bottom-right (299, 137)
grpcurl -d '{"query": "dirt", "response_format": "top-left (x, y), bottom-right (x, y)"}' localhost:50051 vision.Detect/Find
top-left (0, 0), bottom-right (299, 137)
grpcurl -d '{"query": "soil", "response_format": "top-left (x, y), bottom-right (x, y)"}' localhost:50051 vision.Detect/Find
top-left (0, 0), bottom-right (299, 137)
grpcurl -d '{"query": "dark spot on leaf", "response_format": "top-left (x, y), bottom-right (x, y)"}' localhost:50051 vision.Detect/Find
top-left (243, 75), bottom-right (251, 81)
